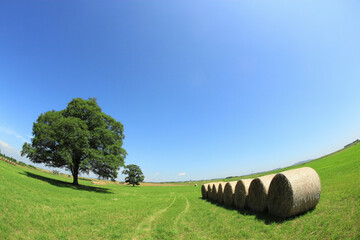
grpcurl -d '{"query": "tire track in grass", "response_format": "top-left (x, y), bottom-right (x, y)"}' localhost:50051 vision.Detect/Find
top-left (132, 193), bottom-right (177, 240)
top-left (174, 194), bottom-right (190, 224)
top-left (150, 193), bottom-right (188, 239)
top-left (173, 194), bottom-right (190, 239)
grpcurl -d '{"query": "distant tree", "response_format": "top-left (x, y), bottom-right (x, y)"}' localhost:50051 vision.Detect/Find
top-left (21, 98), bottom-right (127, 185)
top-left (122, 164), bottom-right (145, 186)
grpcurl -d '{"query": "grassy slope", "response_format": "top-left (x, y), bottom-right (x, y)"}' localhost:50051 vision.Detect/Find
top-left (1, 143), bottom-right (359, 239)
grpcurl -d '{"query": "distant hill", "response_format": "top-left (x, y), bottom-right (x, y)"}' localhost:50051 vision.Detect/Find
top-left (292, 159), bottom-right (313, 166)
top-left (344, 139), bottom-right (360, 148)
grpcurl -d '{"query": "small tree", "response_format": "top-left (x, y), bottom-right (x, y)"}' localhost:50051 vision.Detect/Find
top-left (21, 98), bottom-right (127, 185)
top-left (122, 164), bottom-right (144, 186)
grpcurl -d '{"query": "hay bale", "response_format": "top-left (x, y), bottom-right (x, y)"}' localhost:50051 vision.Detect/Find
top-left (217, 182), bottom-right (227, 204)
top-left (223, 181), bottom-right (237, 207)
top-left (91, 181), bottom-right (106, 185)
top-left (210, 182), bottom-right (222, 202)
top-left (207, 183), bottom-right (214, 200)
top-left (267, 167), bottom-right (321, 218)
top-left (247, 174), bottom-right (276, 212)
top-left (234, 179), bottom-right (253, 209)
top-left (201, 184), bottom-right (209, 199)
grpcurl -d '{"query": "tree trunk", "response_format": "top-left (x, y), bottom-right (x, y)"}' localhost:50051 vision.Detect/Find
top-left (72, 162), bottom-right (79, 185)
top-left (133, 183), bottom-right (135, 187)
top-left (72, 172), bottom-right (79, 185)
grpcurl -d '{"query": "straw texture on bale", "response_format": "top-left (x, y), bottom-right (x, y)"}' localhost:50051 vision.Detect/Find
top-left (267, 167), bottom-right (321, 218)
top-left (91, 181), bottom-right (106, 185)
top-left (247, 174), bottom-right (276, 212)
top-left (207, 183), bottom-right (214, 200)
top-left (201, 184), bottom-right (209, 199)
top-left (211, 182), bottom-right (222, 202)
top-left (234, 179), bottom-right (253, 209)
top-left (208, 183), bottom-right (214, 201)
top-left (217, 182), bottom-right (226, 204)
top-left (223, 181), bottom-right (237, 207)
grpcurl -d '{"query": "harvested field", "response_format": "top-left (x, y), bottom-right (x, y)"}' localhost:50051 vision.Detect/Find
top-left (1, 142), bottom-right (360, 239)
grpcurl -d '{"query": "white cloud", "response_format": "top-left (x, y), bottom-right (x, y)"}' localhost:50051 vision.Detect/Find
top-left (0, 126), bottom-right (29, 143)
top-left (25, 134), bottom-right (33, 139)
top-left (0, 140), bottom-right (20, 156)
top-left (178, 172), bottom-right (186, 176)
top-left (155, 172), bottom-right (160, 175)
top-left (0, 140), bottom-right (46, 170)
top-left (0, 140), bottom-right (31, 164)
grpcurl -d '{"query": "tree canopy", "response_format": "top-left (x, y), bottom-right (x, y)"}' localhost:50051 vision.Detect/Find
top-left (122, 164), bottom-right (145, 186)
top-left (21, 98), bottom-right (127, 185)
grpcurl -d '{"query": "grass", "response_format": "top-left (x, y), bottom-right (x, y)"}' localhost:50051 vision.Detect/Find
top-left (1, 143), bottom-right (359, 239)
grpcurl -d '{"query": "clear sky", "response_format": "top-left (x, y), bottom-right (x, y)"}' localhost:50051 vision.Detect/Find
top-left (1, 0), bottom-right (360, 182)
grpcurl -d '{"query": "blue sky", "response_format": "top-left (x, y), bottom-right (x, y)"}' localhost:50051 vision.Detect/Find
top-left (1, 0), bottom-right (360, 182)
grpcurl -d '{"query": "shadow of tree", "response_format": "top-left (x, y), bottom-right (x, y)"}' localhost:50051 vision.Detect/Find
top-left (21, 171), bottom-right (113, 194)
top-left (78, 177), bottom-right (92, 182)
top-left (199, 197), bottom-right (313, 224)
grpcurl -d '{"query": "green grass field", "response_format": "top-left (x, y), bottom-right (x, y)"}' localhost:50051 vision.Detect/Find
top-left (1, 143), bottom-right (359, 239)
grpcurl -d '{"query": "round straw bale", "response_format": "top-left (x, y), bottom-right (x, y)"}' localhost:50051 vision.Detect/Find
top-left (210, 182), bottom-right (222, 202)
top-left (201, 184), bottom-right (209, 199)
top-left (207, 183), bottom-right (214, 200)
top-left (247, 174), bottom-right (276, 212)
top-left (267, 167), bottom-right (321, 218)
top-left (217, 182), bottom-right (227, 204)
top-left (223, 181), bottom-right (237, 207)
top-left (234, 179), bottom-right (253, 209)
